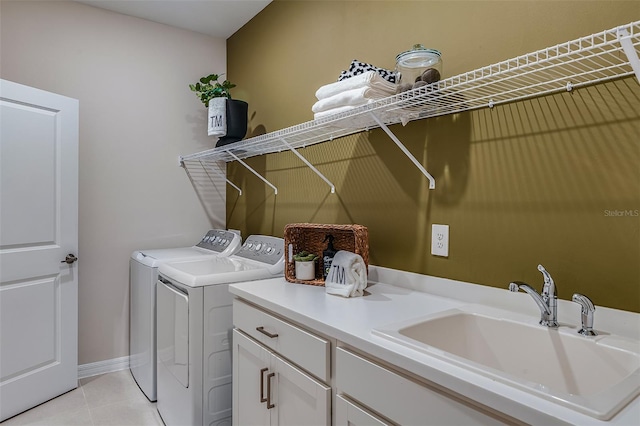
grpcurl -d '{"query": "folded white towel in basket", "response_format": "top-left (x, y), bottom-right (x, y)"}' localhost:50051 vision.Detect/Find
top-left (312, 86), bottom-right (391, 113)
top-left (325, 250), bottom-right (367, 298)
top-left (315, 70), bottom-right (396, 100)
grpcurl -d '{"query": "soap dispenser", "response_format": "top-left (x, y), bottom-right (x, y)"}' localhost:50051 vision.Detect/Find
top-left (322, 234), bottom-right (337, 279)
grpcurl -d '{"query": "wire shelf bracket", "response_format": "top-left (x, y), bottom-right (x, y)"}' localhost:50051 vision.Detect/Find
top-left (370, 112), bottom-right (436, 190)
top-left (280, 138), bottom-right (336, 193)
top-left (209, 164), bottom-right (242, 196)
top-left (228, 151), bottom-right (278, 195)
top-left (618, 27), bottom-right (640, 83)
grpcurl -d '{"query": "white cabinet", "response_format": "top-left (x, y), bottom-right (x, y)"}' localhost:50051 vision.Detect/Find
top-left (232, 298), bottom-right (516, 425)
top-left (232, 301), bottom-right (331, 426)
top-left (336, 346), bottom-right (513, 426)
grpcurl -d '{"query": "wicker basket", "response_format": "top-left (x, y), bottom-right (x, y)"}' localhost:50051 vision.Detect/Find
top-left (284, 223), bottom-right (369, 286)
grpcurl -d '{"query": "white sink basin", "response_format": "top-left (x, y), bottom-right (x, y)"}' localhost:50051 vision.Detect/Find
top-left (373, 305), bottom-right (640, 420)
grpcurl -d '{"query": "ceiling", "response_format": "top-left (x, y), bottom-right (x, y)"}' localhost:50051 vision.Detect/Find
top-left (74, 0), bottom-right (272, 39)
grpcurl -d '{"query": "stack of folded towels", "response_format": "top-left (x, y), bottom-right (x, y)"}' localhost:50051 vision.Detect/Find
top-left (312, 61), bottom-right (397, 120)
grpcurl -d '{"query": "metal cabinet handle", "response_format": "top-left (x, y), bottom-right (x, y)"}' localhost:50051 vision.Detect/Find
top-left (61, 254), bottom-right (78, 264)
top-left (259, 368), bottom-right (268, 403)
top-left (266, 372), bottom-right (275, 409)
top-left (256, 326), bottom-right (278, 338)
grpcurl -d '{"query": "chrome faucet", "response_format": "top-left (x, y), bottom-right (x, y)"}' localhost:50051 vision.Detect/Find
top-left (509, 264), bottom-right (558, 327)
top-left (571, 293), bottom-right (597, 336)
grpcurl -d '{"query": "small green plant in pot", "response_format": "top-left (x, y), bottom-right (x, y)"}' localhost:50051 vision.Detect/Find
top-left (294, 251), bottom-right (318, 280)
top-left (189, 73), bottom-right (248, 146)
top-left (189, 73), bottom-right (235, 107)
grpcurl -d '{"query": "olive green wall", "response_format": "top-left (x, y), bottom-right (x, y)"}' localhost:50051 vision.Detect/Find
top-left (226, 1), bottom-right (640, 312)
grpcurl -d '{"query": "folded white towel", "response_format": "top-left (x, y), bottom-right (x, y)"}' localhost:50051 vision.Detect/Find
top-left (313, 105), bottom-right (364, 121)
top-left (315, 70), bottom-right (396, 100)
top-left (312, 86), bottom-right (391, 113)
top-left (325, 250), bottom-right (367, 298)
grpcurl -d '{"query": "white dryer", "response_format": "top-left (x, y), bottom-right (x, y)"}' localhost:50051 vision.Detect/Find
top-left (156, 235), bottom-right (285, 426)
top-left (129, 229), bottom-right (241, 402)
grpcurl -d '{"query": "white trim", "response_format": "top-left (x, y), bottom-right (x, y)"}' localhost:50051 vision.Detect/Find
top-left (77, 356), bottom-right (130, 379)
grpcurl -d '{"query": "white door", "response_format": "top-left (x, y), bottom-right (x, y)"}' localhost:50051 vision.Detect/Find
top-left (0, 79), bottom-right (79, 421)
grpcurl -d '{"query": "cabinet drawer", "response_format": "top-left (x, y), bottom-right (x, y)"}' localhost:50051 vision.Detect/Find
top-left (233, 299), bottom-right (330, 382)
top-left (336, 347), bottom-right (508, 425)
top-left (335, 395), bottom-right (391, 426)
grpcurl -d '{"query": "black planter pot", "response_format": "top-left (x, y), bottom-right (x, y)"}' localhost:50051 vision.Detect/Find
top-left (216, 99), bottom-right (248, 147)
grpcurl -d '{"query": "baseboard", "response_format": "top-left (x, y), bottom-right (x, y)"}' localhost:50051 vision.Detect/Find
top-left (78, 355), bottom-right (130, 379)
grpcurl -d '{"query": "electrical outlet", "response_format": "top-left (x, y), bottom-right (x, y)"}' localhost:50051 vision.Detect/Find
top-left (431, 224), bottom-right (449, 257)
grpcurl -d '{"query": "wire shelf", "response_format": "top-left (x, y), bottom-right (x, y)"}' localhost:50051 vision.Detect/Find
top-left (180, 21), bottom-right (640, 165)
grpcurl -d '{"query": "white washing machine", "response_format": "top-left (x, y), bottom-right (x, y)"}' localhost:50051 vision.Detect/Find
top-left (129, 229), bottom-right (242, 402)
top-left (155, 235), bottom-right (285, 426)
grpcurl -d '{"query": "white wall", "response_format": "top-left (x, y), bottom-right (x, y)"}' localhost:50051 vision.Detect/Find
top-left (1, 0), bottom-right (227, 364)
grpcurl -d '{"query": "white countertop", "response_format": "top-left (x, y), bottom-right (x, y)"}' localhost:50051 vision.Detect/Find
top-left (229, 265), bottom-right (640, 425)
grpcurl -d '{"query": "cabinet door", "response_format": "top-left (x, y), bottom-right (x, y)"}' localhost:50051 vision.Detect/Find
top-left (232, 329), bottom-right (271, 426)
top-left (335, 395), bottom-right (391, 426)
top-left (271, 353), bottom-right (331, 426)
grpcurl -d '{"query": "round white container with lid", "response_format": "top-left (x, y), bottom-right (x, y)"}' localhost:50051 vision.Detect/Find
top-left (395, 44), bottom-right (442, 89)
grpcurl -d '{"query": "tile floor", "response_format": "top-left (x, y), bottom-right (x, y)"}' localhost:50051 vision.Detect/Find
top-left (1, 370), bottom-right (164, 426)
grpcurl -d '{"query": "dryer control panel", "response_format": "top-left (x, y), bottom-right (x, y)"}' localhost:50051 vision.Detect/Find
top-left (196, 229), bottom-right (241, 256)
top-left (236, 235), bottom-right (285, 265)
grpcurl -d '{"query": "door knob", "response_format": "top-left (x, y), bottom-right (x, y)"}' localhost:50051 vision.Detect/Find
top-left (61, 254), bottom-right (78, 264)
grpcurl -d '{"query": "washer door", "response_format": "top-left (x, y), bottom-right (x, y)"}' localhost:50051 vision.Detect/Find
top-left (157, 281), bottom-right (189, 388)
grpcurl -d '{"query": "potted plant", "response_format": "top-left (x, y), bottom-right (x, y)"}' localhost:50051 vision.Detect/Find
top-left (293, 251), bottom-right (318, 280)
top-left (189, 73), bottom-right (248, 146)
